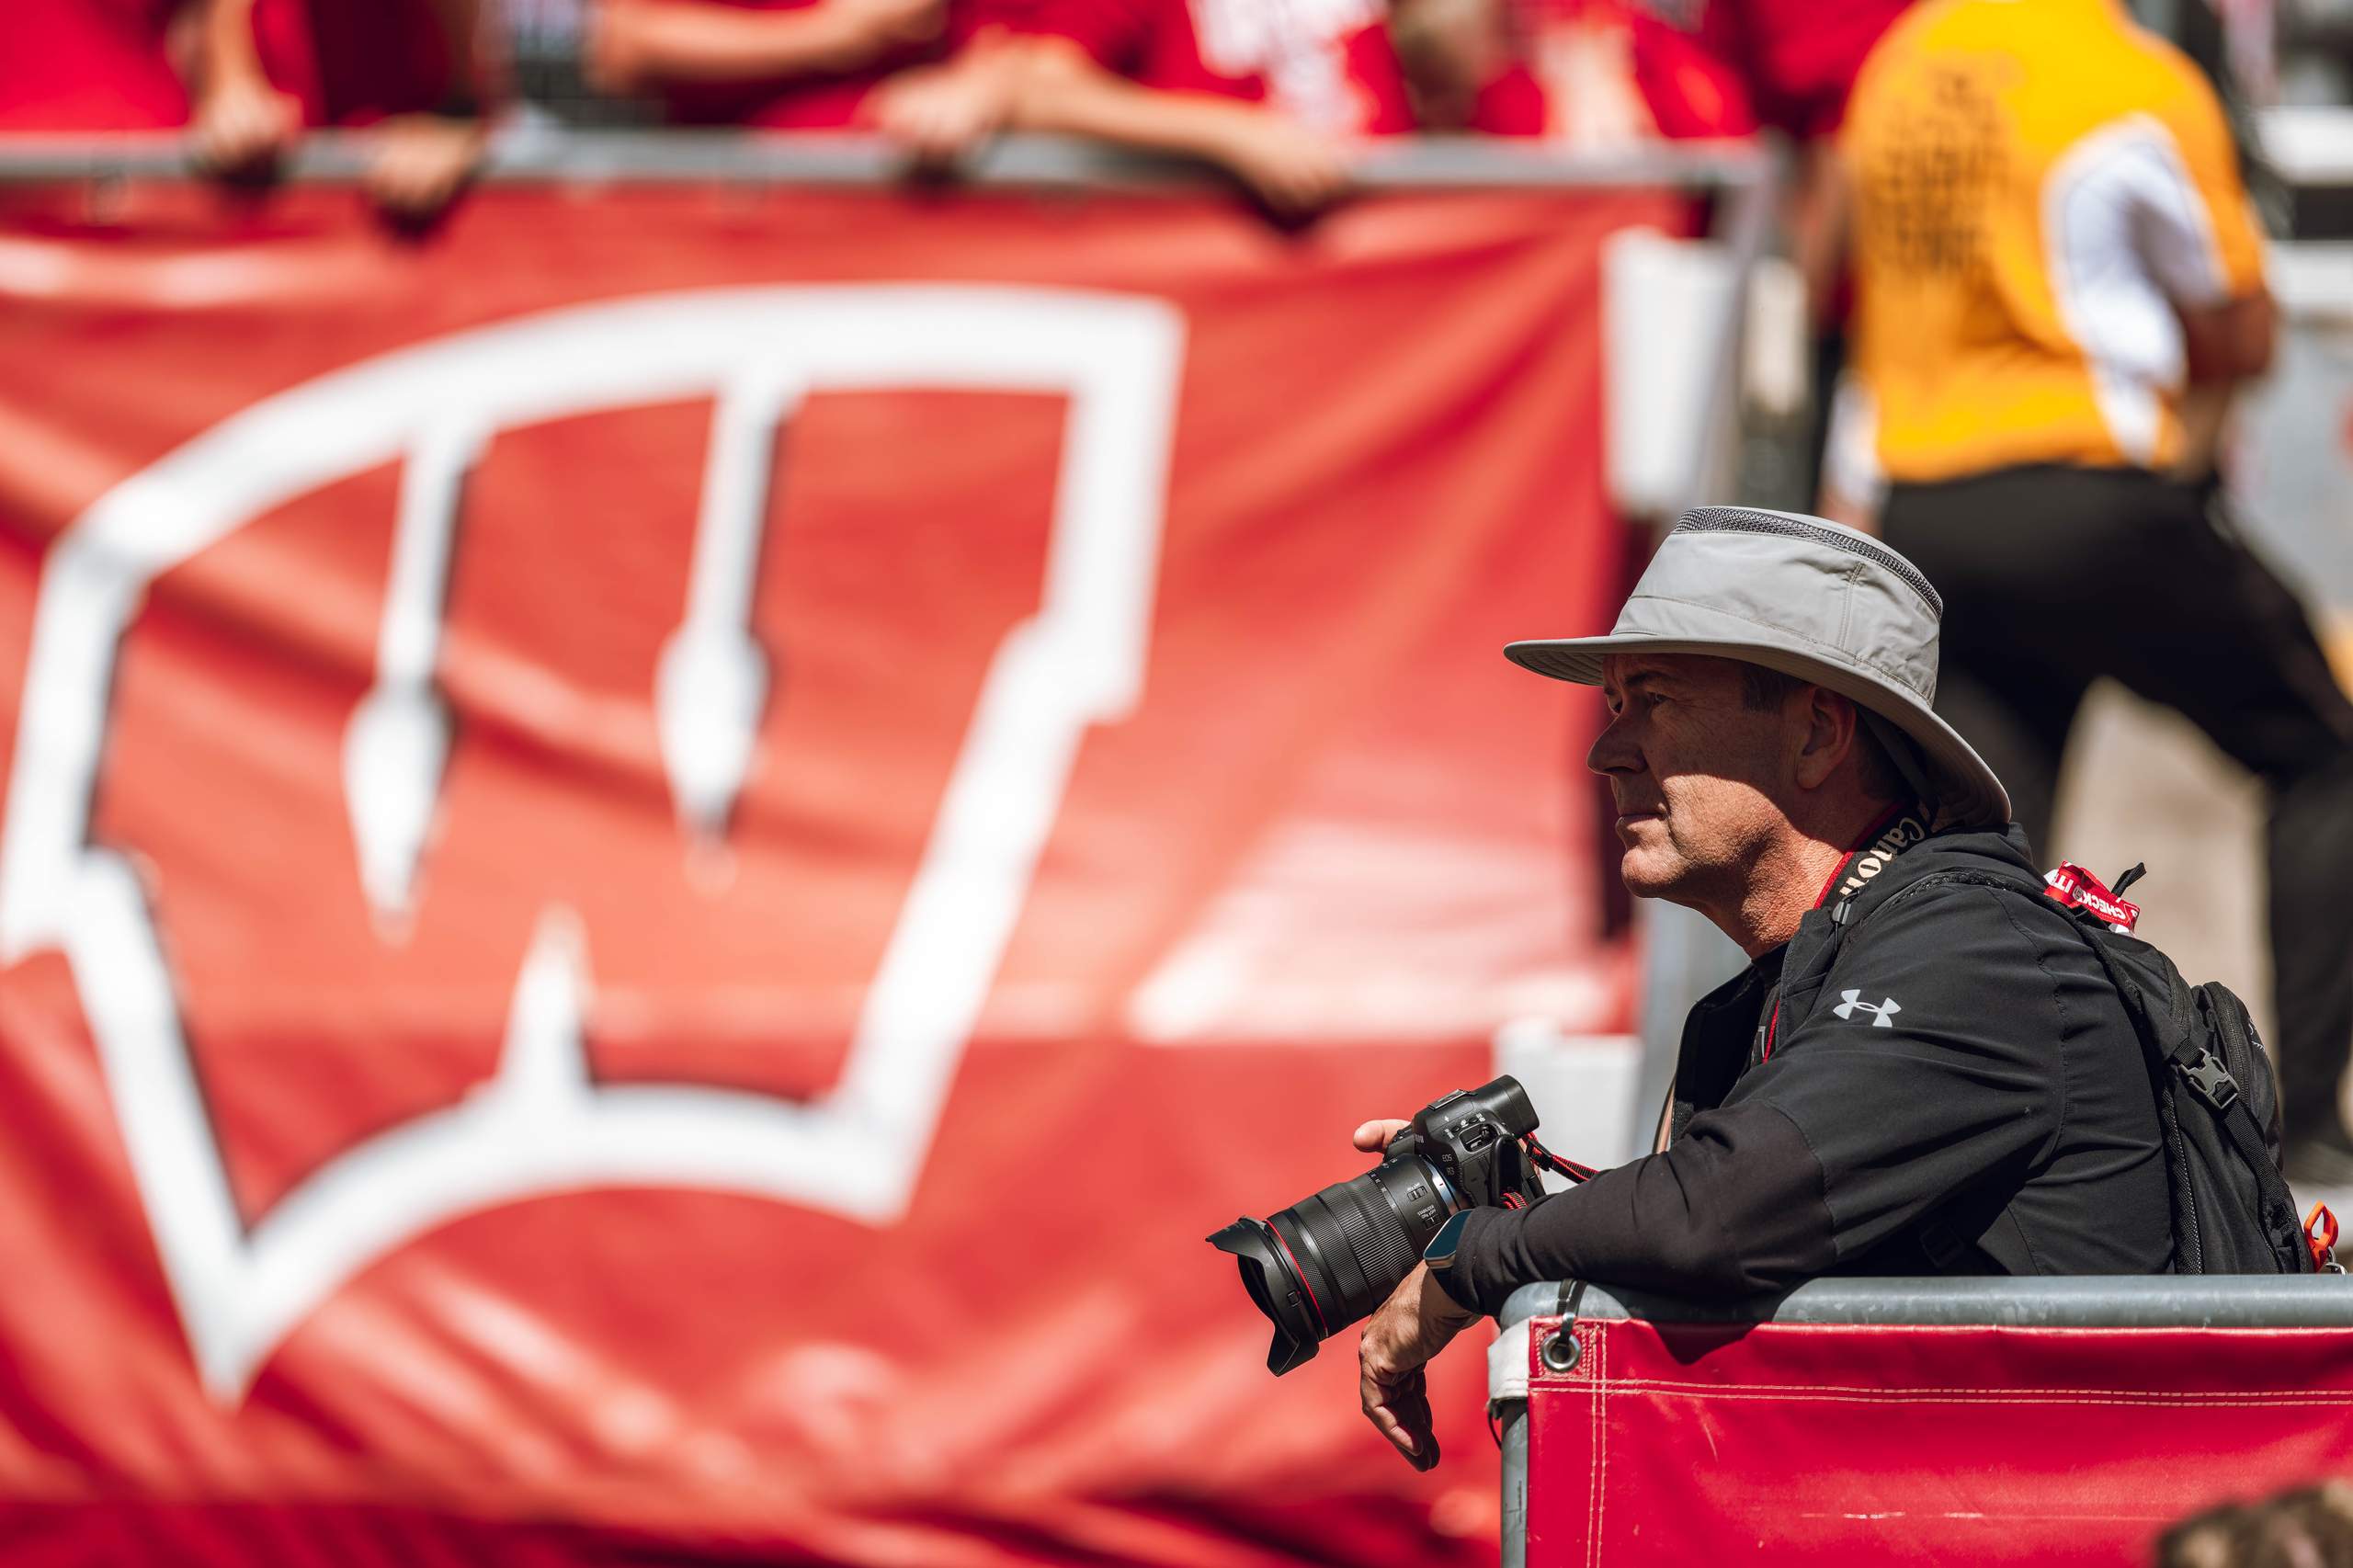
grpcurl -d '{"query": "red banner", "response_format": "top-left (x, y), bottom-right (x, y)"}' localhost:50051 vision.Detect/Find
top-left (0, 177), bottom-right (1654, 1565)
top-left (1524, 1312), bottom-right (2353, 1564)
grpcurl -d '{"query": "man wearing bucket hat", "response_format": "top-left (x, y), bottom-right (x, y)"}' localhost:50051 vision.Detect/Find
top-left (1355, 506), bottom-right (2171, 1473)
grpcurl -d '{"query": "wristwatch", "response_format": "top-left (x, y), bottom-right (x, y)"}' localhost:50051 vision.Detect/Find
top-left (1423, 1210), bottom-right (1474, 1274)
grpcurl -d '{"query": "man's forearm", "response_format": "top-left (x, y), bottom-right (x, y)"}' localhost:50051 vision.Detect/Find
top-left (193, 0), bottom-right (269, 93)
top-left (2179, 290), bottom-right (2276, 384)
top-left (1008, 38), bottom-right (1259, 164)
top-left (1438, 1102), bottom-right (1838, 1315)
top-left (607, 1), bottom-right (877, 85)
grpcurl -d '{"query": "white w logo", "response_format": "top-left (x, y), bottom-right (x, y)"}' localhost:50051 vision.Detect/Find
top-left (0, 285), bottom-right (1185, 1399)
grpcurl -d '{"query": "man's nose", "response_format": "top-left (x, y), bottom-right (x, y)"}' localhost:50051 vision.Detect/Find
top-left (1586, 711), bottom-right (1642, 777)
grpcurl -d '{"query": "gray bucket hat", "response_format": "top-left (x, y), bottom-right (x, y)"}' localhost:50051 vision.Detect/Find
top-left (1505, 506), bottom-right (2011, 830)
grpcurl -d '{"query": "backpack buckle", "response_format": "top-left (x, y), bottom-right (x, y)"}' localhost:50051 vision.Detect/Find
top-left (2308, 1203), bottom-right (2341, 1273)
top-left (2179, 1047), bottom-right (2242, 1112)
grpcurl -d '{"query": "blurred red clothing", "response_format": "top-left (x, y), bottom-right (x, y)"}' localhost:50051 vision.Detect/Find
top-left (1010, 0), bottom-right (1415, 135)
top-left (645, 0), bottom-right (983, 130)
top-left (250, 0), bottom-right (458, 126)
top-left (1698, 0), bottom-right (1909, 138)
top-left (0, 0), bottom-right (189, 130)
top-left (1469, 3), bottom-right (1756, 140)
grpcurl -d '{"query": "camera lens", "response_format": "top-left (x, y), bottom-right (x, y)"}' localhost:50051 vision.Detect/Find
top-left (1209, 1153), bottom-right (1455, 1375)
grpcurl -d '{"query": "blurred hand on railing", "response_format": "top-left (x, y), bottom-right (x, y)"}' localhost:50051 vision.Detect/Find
top-left (364, 114), bottom-right (489, 229)
top-left (1207, 111), bottom-right (1354, 218)
top-left (189, 73), bottom-right (303, 181)
top-left (866, 31), bottom-right (1021, 165)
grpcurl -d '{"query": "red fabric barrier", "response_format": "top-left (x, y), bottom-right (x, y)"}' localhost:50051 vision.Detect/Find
top-left (1523, 1312), bottom-right (2353, 1563)
top-left (0, 180), bottom-right (1658, 1563)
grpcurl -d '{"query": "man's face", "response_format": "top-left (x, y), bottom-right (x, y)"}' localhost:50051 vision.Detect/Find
top-left (1586, 653), bottom-right (1795, 908)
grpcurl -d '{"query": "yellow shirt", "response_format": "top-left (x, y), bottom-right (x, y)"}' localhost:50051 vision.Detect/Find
top-left (1842, 0), bottom-right (2267, 482)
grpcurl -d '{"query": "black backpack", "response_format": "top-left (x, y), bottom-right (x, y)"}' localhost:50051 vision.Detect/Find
top-left (2074, 915), bottom-right (2316, 1274)
top-left (1936, 864), bottom-right (2318, 1275)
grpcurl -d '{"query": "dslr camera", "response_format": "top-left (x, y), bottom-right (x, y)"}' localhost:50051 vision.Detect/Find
top-left (1208, 1075), bottom-right (1547, 1374)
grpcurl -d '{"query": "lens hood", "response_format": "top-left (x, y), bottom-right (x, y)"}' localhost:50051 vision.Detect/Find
top-left (1208, 1217), bottom-right (1323, 1375)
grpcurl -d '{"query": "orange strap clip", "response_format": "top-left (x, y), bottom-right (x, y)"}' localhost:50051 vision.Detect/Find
top-left (2306, 1202), bottom-right (2340, 1272)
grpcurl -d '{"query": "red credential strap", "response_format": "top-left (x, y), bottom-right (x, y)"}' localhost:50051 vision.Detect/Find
top-left (2043, 861), bottom-right (2142, 934)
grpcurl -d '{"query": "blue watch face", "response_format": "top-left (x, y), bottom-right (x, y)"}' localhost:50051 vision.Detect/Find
top-left (1423, 1209), bottom-right (1472, 1270)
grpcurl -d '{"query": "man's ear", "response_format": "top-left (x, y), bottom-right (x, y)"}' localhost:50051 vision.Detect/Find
top-left (1791, 687), bottom-right (1856, 790)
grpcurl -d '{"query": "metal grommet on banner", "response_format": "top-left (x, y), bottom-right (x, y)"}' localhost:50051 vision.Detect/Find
top-left (1539, 1330), bottom-right (1582, 1373)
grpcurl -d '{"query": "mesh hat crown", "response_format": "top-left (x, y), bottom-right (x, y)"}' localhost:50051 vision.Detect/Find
top-left (1504, 506), bottom-right (2010, 829)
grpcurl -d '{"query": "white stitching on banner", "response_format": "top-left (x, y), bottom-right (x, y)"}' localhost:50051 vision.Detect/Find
top-left (1594, 1324), bottom-right (1608, 1562)
top-left (1595, 1382), bottom-right (2348, 1406)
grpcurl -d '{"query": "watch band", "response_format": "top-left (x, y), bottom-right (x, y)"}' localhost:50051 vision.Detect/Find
top-left (1423, 1209), bottom-right (1473, 1272)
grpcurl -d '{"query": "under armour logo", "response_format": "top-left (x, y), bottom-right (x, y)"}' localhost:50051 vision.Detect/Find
top-left (1834, 989), bottom-right (1903, 1028)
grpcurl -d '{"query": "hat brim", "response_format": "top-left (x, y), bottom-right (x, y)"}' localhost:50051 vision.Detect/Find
top-left (1506, 631), bottom-right (2012, 831)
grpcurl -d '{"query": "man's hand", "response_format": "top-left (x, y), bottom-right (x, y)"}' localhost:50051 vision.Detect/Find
top-left (1360, 1261), bottom-right (1479, 1471)
top-left (1206, 111), bottom-right (1354, 218)
top-left (866, 35), bottom-right (1019, 164)
top-left (1352, 1118), bottom-right (1409, 1153)
top-left (363, 114), bottom-right (487, 228)
top-left (191, 73), bottom-right (303, 180)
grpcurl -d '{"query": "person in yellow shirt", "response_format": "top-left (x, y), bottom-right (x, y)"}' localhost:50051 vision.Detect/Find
top-left (1840, 0), bottom-right (2353, 1186)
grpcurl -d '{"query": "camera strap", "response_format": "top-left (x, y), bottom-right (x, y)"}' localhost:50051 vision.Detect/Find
top-left (1520, 1133), bottom-right (1595, 1187)
top-left (1761, 800), bottom-right (1932, 1061)
top-left (1820, 801), bottom-right (1934, 924)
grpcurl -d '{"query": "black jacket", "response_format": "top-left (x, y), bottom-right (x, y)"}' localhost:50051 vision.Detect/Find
top-left (1442, 821), bottom-right (2173, 1314)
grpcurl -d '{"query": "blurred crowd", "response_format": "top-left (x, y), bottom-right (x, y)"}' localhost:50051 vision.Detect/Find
top-left (4, 0), bottom-right (1924, 219)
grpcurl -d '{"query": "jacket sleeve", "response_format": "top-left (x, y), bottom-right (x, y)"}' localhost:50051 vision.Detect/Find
top-left (1440, 881), bottom-right (2079, 1315)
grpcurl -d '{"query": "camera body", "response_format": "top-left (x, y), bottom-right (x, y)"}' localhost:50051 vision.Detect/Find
top-left (1209, 1075), bottom-right (1546, 1375)
top-left (1394, 1078), bottom-right (1545, 1216)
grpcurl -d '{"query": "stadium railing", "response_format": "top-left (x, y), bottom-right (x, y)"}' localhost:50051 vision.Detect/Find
top-left (0, 125), bottom-right (1769, 193)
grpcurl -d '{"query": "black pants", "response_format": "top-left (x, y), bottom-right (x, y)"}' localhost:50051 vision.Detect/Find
top-left (1881, 465), bottom-right (2353, 1143)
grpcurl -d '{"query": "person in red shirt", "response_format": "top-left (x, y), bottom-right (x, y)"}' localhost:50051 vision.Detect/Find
top-left (1697, 0), bottom-right (1910, 338)
top-left (1412, 0), bottom-right (1908, 516)
top-left (0, 0), bottom-right (194, 131)
top-left (870, 0), bottom-right (1415, 215)
top-left (188, 0), bottom-right (495, 223)
top-left (1697, 0), bottom-right (1908, 142)
top-left (583, 0), bottom-right (963, 130)
top-left (1388, 0), bottom-right (1755, 141)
